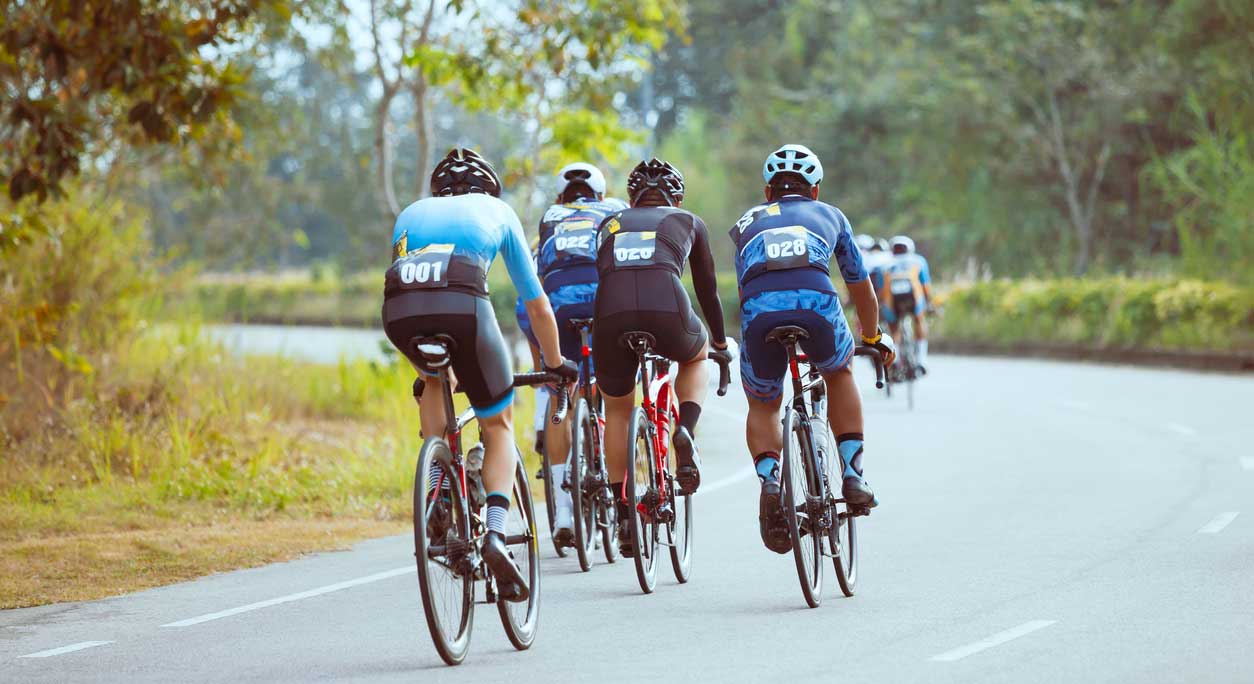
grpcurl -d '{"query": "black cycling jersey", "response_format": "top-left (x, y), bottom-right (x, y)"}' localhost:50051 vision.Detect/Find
top-left (594, 206), bottom-right (726, 343)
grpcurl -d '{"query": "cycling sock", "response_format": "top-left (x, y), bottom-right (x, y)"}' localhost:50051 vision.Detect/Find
top-left (678, 401), bottom-right (702, 435)
top-left (426, 460), bottom-right (448, 494)
top-left (485, 492), bottom-right (511, 535)
top-left (918, 339), bottom-right (929, 365)
top-left (753, 451), bottom-right (780, 483)
top-left (549, 463), bottom-right (573, 513)
top-left (836, 433), bottom-right (864, 478)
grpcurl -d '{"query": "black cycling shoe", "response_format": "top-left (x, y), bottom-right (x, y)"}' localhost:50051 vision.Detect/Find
top-left (841, 475), bottom-right (879, 508)
top-left (673, 427), bottom-right (701, 495)
top-left (615, 501), bottom-right (635, 558)
top-left (759, 480), bottom-right (791, 554)
top-left (553, 527), bottom-right (575, 548)
top-left (482, 531), bottom-right (529, 603)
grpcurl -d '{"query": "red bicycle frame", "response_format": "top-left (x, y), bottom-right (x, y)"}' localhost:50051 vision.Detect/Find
top-left (632, 355), bottom-right (680, 519)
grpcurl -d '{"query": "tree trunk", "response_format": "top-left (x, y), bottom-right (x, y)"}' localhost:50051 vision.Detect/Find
top-left (413, 74), bottom-right (433, 199)
top-left (374, 87), bottom-right (401, 220)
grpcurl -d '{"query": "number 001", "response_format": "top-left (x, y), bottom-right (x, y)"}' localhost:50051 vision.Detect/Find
top-left (400, 260), bottom-right (442, 284)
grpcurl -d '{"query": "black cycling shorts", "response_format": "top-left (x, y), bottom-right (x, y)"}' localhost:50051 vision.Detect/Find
top-left (382, 290), bottom-right (514, 417)
top-left (592, 269), bottom-right (707, 397)
top-left (892, 292), bottom-right (917, 319)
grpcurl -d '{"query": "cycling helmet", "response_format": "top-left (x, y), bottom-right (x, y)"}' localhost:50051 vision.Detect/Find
top-left (626, 158), bottom-right (684, 206)
top-left (430, 147), bottom-right (502, 198)
top-left (557, 162), bottom-right (606, 196)
top-left (890, 235), bottom-right (915, 255)
top-left (855, 234), bottom-right (876, 251)
top-left (875, 238), bottom-right (889, 252)
top-left (763, 144), bottom-right (824, 186)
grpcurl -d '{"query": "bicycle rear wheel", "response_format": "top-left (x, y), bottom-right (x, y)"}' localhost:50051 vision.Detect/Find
top-left (540, 447), bottom-right (567, 559)
top-left (667, 433), bottom-right (693, 583)
top-left (568, 397), bottom-right (596, 572)
top-left (627, 407), bottom-right (658, 594)
top-left (830, 499), bottom-right (858, 596)
top-left (498, 453), bottom-right (541, 651)
top-left (781, 409), bottom-right (823, 608)
top-left (414, 437), bottom-right (474, 666)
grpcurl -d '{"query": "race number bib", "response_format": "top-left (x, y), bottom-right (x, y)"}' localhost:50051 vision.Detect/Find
top-left (760, 226), bottom-right (810, 270)
top-left (552, 220), bottom-right (597, 260)
top-left (613, 231), bottom-right (656, 266)
top-left (394, 244), bottom-right (453, 289)
top-left (890, 277), bottom-right (913, 295)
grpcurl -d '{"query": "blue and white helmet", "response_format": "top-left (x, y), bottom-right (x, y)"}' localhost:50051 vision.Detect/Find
top-left (763, 144), bottom-right (824, 186)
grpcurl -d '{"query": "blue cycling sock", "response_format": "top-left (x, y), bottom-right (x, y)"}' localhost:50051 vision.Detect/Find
top-left (754, 451), bottom-right (780, 483)
top-left (837, 433), bottom-right (864, 479)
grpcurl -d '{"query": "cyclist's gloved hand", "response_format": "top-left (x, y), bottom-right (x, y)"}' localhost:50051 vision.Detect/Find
top-left (545, 358), bottom-right (579, 382)
top-left (863, 329), bottom-right (897, 367)
top-left (707, 345), bottom-right (734, 366)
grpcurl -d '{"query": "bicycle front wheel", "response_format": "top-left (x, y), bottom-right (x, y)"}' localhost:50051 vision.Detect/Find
top-left (781, 408), bottom-right (823, 608)
top-left (414, 437), bottom-right (474, 666)
top-left (666, 433), bottom-right (693, 583)
top-left (569, 397), bottom-right (596, 572)
top-left (627, 407), bottom-right (658, 594)
top-left (498, 452), bottom-right (541, 651)
top-left (540, 445), bottom-right (567, 559)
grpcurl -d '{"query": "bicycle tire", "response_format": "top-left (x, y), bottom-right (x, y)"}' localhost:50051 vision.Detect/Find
top-left (812, 420), bottom-right (857, 596)
top-left (414, 437), bottom-right (474, 666)
top-left (568, 397), bottom-right (596, 572)
top-left (498, 453), bottom-right (541, 651)
top-left (627, 407), bottom-right (658, 594)
top-left (591, 400), bottom-right (618, 564)
top-left (781, 408), bottom-right (823, 608)
top-left (667, 426), bottom-right (693, 582)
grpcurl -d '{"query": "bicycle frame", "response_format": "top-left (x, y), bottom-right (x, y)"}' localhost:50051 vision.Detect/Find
top-left (631, 349), bottom-right (679, 517)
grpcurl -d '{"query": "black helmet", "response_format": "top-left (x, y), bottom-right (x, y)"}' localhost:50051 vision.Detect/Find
top-left (430, 148), bottom-right (502, 198)
top-left (626, 158), bottom-right (684, 206)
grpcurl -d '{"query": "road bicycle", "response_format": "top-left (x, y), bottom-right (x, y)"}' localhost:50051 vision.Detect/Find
top-left (562, 317), bottom-right (618, 571)
top-left (888, 302), bottom-right (922, 410)
top-left (619, 332), bottom-right (731, 594)
top-left (764, 325), bottom-right (884, 608)
top-left (409, 334), bottom-right (568, 666)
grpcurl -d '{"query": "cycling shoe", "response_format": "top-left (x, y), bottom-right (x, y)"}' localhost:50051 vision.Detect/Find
top-left (673, 427), bottom-right (701, 495)
top-left (759, 481), bottom-right (791, 554)
top-left (482, 531), bottom-right (529, 603)
top-left (841, 475), bottom-right (879, 508)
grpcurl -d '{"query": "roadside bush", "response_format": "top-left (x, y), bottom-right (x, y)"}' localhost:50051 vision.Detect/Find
top-left (936, 278), bottom-right (1254, 351)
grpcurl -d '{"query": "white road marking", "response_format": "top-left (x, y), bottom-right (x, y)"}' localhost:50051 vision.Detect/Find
top-left (162, 566), bottom-right (412, 627)
top-left (19, 641), bottom-right (113, 658)
top-left (1165, 422), bottom-right (1197, 437)
top-left (931, 620), bottom-right (1057, 662)
top-left (1197, 512), bottom-right (1239, 535)
top-left (1240, 457), bottom-right (1254, 471)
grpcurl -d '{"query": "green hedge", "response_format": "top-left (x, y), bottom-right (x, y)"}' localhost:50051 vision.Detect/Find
top-left (934, 278), bottom-right (1254, 352)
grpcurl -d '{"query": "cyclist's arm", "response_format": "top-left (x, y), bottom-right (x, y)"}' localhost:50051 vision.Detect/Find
top-left (832, 210), bottom-right (878, 338)
top-left (501, 210), bottom-right (565, 366)
top-left (687, 215), bottom-right (727, 347)
top-left (848, 279), bottom-right (881, 340)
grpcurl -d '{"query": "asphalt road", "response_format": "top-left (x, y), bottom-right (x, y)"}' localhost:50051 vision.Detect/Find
top-left (3, 356), bottom-right (1253, 683)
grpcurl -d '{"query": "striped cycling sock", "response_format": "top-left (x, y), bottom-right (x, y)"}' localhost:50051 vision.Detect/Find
top-left (426, 460), bottom-right (449, 494)
top-left (485, 492), bottom-right (511, 535)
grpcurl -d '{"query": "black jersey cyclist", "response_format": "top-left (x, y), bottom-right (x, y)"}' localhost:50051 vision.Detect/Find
top-left (534, 163), bottom-right (628, 546)
top-left (590, 158), bottom-right (730, 556)
top-left (382, 148), bottom-right (576, 600)
top-left (729, 144), bottom-right (895, 554)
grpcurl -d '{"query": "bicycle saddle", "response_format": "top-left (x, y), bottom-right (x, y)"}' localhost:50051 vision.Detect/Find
top-left (619, 331), bottom-right (656, 352)
top-left (568, 317), bottom-right (594, 331)
top-left (765, 325), bottom-right (809, 345)
top-left (410, 334), bottom-right (457, 370)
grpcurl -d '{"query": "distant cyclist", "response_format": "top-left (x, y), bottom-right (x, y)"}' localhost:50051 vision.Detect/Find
top-left (729, 144), bottom-right (895, 554)
top-left (591, 158), bottom-right (729, 556)
top-left (880, 235), bottom-right (932, 373)
top-left (534, 162), bottom-right (628, 546)
top-left (382, 148), bottom-right (576, 601)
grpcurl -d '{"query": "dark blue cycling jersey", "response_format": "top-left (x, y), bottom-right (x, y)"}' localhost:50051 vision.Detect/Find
top-left (729, 195), bottom-right (866, 301)
top-left (536, 196), bottom-right (627, 292)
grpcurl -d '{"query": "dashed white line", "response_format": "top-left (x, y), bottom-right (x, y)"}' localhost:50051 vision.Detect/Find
top-left (161, 566), bottom-right (411, 627)
top-left (1197, 512), bottom-right (1239, 535)
top-left (1240, 457), bottom-right (1254, 471)
top-left (1166, 422), bottom-right (1197, 437)
top-left (931, 620), bottom-right (1057, 662)
top-left (19, 641), bottom-right (113, 658)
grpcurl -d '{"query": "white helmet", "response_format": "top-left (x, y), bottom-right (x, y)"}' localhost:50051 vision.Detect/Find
top-left (557, 162), bottom-right (606, 196)
top-left (855, 234), bottom-right (876, 251)
top-left (763, 144), bottom-right (824, 186)
top-left (890, 235), bottom-right (915, 255)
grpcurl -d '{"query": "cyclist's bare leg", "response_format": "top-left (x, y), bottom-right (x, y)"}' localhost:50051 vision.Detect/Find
top-left (419, 373), bottom-right (448, 438)
top-left (478, 407), bottom-right (516, 496)
top-left (546, 387), bottom-right (572, 467)
top-left (911, 312), bottom-right (929, 368)
top-left (675, 342), bottom-right (710, 407)
top-left (823, 364), bottom-right (876, 505)
top-left (673, 343), bottom-right (710, 493)
top-left (601, 388), bottom-right (636, 493)
top-left (745, 395), bottom-right (784, 456)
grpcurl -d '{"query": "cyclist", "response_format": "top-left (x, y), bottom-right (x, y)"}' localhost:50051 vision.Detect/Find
top-left (729, 144), bottom-right (895, 554)
top-left (382, 148), bottom-right (576, 601)
top-left (535, 162), bottom-right (628, 547)
top-left (880, 235), bottom-right (932, 373)
top-left (514, 237), bottom-right (552, 463)
top-left (591, 158), bottom-right (730, 556)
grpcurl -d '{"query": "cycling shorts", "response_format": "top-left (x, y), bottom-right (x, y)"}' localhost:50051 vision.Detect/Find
top-left (549, 282), bottom-right (597, 370)
top-left (880, 291), bottom-right (924, 325)
top-left (382, 290), bottom-right (514, 418)
top-left (740, 288), bottom-right (854, 402)
top-left (591, 270), bottom-right (706, 397)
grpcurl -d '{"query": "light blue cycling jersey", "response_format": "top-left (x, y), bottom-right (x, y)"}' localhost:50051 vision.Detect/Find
top-left (390, 193), bottom-right (543, 302)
